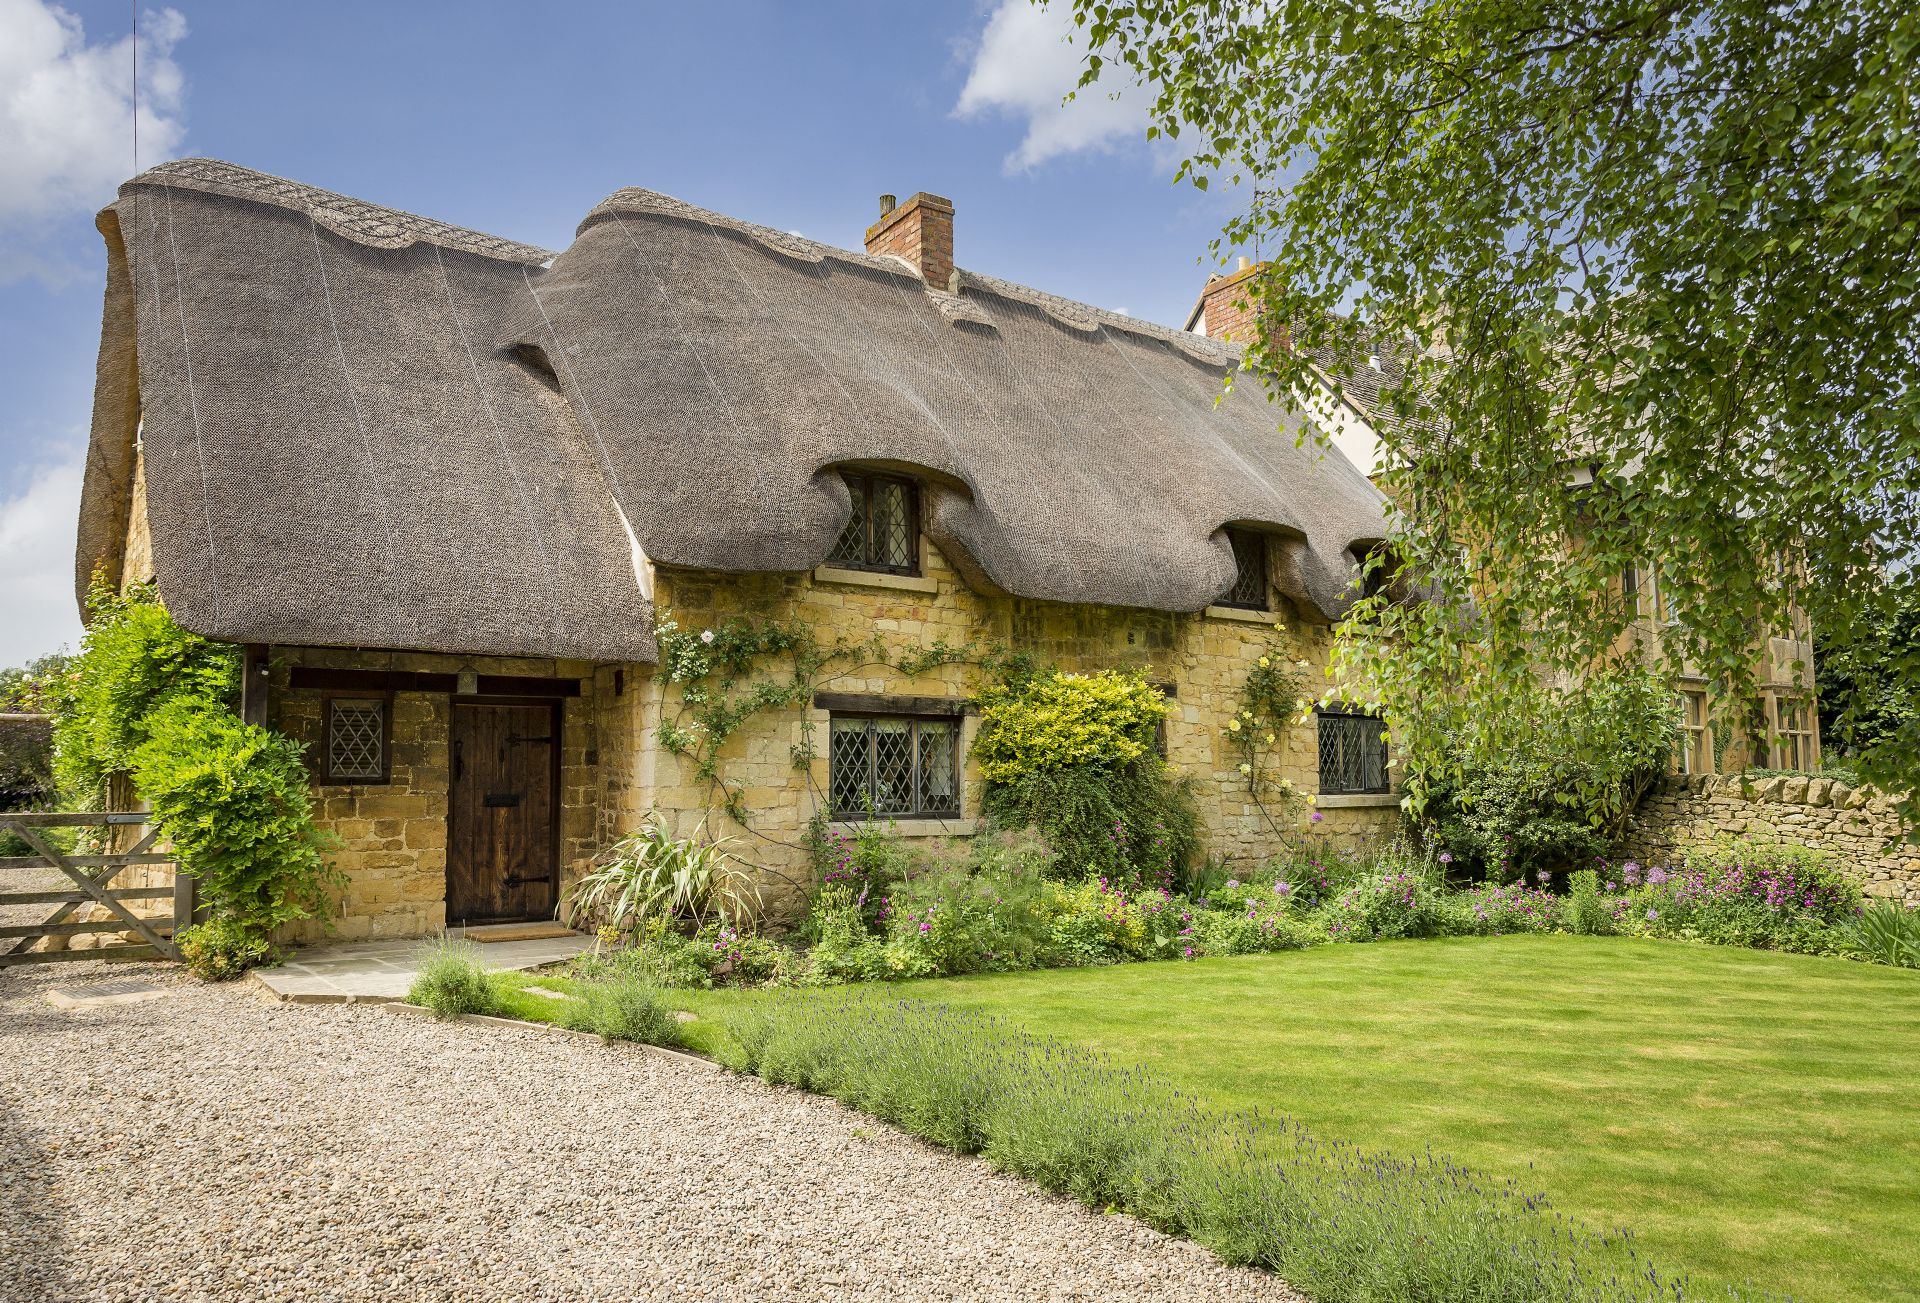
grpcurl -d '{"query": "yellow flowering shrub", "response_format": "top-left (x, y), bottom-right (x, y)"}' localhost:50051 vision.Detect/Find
top-left (972, 670), bottom-right (1169, 784)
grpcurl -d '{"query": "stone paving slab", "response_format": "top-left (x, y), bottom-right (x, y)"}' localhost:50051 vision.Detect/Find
top-left (249, 932), bottom-right (592, 1003)
top-left (44, 979), bottom-right (170, 1010)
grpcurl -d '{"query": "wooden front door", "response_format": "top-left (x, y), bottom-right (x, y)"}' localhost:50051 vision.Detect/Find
top-left (447, 700), bottom-right (559, 925)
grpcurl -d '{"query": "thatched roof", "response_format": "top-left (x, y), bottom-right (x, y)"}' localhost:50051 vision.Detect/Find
top-left (82, 159), bottom-right (1389, 663)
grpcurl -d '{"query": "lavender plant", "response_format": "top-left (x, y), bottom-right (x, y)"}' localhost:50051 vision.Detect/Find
top-left (716, 991), bottom-right (1777, 1302)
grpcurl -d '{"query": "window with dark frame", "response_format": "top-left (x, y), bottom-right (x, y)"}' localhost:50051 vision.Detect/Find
top-left (324, 693), bottom-right (391, 784)
top-left (1220, 528), bottom-right (1269, 609)
top-left (828, 713), bottom-right (960, 819)
top-left (828, 472), bottom-right (919, 575)
top-left (1316, 710), bottom-right (1389, 795)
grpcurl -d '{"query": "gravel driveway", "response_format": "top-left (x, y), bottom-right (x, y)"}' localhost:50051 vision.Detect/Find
top-left (0, 962), bottom-right (1305, 1302)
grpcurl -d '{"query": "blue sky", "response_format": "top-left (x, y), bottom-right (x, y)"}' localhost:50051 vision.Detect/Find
top-left (0, 0), bottom-right (1246, 667)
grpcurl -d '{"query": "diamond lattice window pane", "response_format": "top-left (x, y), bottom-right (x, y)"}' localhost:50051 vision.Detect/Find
top-left (830, 718), bottom-right (870, 813)
top-left (829, 477), bottom-right (868, 565)
top-left (917, 720), bottom-right (958, 813)
top-left (329, 699), bottom-right (385, 781)
top-left (1317, 713), bottom-right (1386, 794)
top-left (1225, 530), bottom-right (1267, 607)
top-left (872, 720), bottom-right (914, 813)
top-left (872, 480), bottom-right (913, 569)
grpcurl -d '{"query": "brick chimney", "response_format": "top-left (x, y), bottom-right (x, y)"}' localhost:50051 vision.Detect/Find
top-left (865, 192), bottom-right (956, 290)
top-left (1188, 257), bottom-right (1266, 343)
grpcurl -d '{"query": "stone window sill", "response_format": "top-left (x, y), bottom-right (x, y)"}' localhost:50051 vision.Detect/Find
top-left (1314, 793), bottom-right (1401, 809)
top-left (1203, 604), bottom-right (1281, 625)
top-left (813, 565), bottom-right (939, 595)
top-left (829, 816), bottom-right (977, 839)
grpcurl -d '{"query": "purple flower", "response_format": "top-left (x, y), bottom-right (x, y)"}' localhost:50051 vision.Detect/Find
top-left (1438, 851), bottom-right (1453, 865)
top-left (1536, 870), bottom-right (1551, 884)
top-left (1646, 909), bottom-right (1659, 921)
top-left (1310, 811), bottom-right (1324, 823)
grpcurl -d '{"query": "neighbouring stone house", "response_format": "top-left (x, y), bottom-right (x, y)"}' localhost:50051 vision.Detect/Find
top-left (76, 160), bottom-right (1410, 940)
top-left (1188, 263), bottom-right (1823, 779)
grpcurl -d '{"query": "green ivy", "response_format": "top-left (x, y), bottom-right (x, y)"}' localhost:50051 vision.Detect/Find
top-left (131, 699), bottom-right (340, 936)
top-left (653, 614), bottom-right (1033, 831)
top-left (51, 576), bottom-right (240, 805)
top-left (50, 577), bottom-right (338, 949)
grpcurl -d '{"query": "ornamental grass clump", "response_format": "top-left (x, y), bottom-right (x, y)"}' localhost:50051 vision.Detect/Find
top-left (717, 990), bottom-right (1762, 1302)
top-left (565, 814), bottom-right (760, 939)
top-left (1849, 899), bottom-right (1920, 968)
top-left (408, 938), bottom-right (497, 1020)
top-left (562, 971), bottom-right (682, 1046)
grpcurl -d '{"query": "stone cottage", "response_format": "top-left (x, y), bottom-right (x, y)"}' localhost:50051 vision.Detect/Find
top-left (77, 159), bottom-right (1407, 939)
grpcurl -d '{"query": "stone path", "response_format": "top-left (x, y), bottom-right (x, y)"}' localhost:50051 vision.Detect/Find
top-left (248, 930), bottom-right (593, 1002)
top-left (0, 959), bottom-right (1306, 1303)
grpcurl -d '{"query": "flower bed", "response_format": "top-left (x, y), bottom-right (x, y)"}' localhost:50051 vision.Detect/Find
top-left (575, 827), bottom-right (1908, 991)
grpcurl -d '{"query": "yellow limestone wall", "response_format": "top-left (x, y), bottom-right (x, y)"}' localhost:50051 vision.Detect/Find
top-left (271, 649), bottom-right (602, 942)
top-left (607, 537), bottom-right (1402, 919)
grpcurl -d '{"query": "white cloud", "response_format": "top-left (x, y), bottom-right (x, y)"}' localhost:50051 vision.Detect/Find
top-left (0, 2), bottom-right (188, 279)
top-left (956, 0), bottom-right (1149, 172)
top-left (0, 444), bottom-right (86, 666)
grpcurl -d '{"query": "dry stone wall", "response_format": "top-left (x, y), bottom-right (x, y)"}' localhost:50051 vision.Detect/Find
top-left (1622, 773), bottom-right (1918, 906)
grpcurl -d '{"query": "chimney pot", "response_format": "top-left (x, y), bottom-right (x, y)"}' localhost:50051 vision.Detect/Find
top-left (1237, 255), bottom-right (1251, 271)
top-left (864, 191), bottom-right (956, 289)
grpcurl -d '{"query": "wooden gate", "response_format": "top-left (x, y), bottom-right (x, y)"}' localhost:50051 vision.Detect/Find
top-left (0, 812), bottom-right (189, 967)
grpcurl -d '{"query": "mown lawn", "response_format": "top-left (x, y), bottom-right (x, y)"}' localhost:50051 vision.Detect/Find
top-left (671, 936), bottom-right (1920, 1303)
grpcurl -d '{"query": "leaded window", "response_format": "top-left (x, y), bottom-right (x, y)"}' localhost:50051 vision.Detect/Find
top-left (828, 473), bottom-right (919, 574)
top-left (1767, 695), bottom-right (1818, 770)
top-left (829, 714), bottom-right (960, 818)
top-left (1678, 690), bottom-right (1713, 774)
top-left (1220, 528), bottom-right (1268, 609)
top-left (1317, 710), bottom-right (1388, 795)
top-left (325, 695), bottom-right (390, 784)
